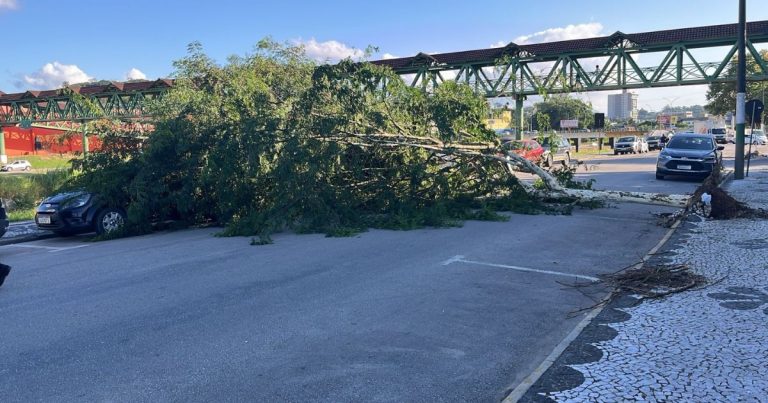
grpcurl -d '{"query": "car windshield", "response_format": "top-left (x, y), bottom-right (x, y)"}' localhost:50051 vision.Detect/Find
top-left (539, 137), bottom-right (554, 146)
top-left (648, 136), bottom-right (660, 140)
top-left (667, 136), bottom-right (713, 150)
top-left (711, 128), bottom-right (726, 134)
top-left (617, 137), bottom-right (635, 142)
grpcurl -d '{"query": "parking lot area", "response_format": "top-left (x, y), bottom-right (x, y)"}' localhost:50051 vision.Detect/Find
top-left (0, 202), bottom-right (678, 401)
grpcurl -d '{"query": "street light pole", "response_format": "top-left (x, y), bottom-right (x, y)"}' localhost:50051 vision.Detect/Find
top-left (734, 0), bottom-right (746, 179)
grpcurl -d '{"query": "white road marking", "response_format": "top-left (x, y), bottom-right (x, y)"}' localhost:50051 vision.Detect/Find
top-left (8, 244), bottom-right (90, 253)
top-left (443, 255), bottom-right (599, 282)
top-left (581, 215), bottom-right (651, 224)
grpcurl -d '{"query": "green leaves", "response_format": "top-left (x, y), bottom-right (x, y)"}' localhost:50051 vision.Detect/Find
top-left (534, 95), bottom-right (594, 130)
top-left (706, 49), bottom-right (768, 126)
top-left (76, 40), bottom-right (546, 239)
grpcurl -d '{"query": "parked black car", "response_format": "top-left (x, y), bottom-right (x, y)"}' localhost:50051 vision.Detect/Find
top-left (0, 200), bottom-right (9, 238)
top-left (656, 133), bottom-right (723, 180)
top-left (35, 191), bottom-right (126, 236)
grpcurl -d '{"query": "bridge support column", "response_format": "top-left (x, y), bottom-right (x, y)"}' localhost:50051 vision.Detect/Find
top-left (0, 127), bottom-right (6, 164)
top-left (515, 97), bottom-right (524, 140)
top-left (574, 137), bottom-right (580, 153)
top-left (82, 122), bottom-right (89, 157)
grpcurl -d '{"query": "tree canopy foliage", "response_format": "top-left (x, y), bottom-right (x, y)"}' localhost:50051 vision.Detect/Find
top-left (706, 49), bottom-right (768, 125)
top-left (534, 96), bottom-right (594, 130)
top-left (72, 40), bottom-right (558, 238)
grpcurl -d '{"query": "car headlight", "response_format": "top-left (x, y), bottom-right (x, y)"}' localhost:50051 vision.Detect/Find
top-left (658, 153), bottom-right (672, 161)
top-left (62, 193), bottom-right (91, 209)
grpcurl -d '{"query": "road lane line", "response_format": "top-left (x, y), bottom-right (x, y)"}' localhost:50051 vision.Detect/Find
top-left (8, 244), bottom-right (62, 251)
top-left (443, 255), bottom-right (599, 282)
top-left (580, 215), bottom-right (652, 224)
top-left (48, 245), bottom-right (90, 253)
top-left (8, 244), bottom-right (90, 253)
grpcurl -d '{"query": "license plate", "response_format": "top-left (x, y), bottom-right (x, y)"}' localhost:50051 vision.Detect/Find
top-left (38, 215), bottom-right (51, 224)
top-left (678, 165), bottom-right (692, 170)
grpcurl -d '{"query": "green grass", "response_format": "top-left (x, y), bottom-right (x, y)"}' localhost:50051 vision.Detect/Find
top-left (7, 155), bottom-right (73, 170)
top-left (8, 208), bottom-right (35, 222)
top-left (0, 170), bottom-right (72, 222)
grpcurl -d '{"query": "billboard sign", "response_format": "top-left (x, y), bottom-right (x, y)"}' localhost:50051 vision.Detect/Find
top-left (560, 119), bottom-right (579, 129)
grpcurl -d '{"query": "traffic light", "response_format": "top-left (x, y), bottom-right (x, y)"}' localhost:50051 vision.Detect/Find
top-left (745, 99), bottom-right (764, 126)
top-left (594, 113), bottom-right (605, 129)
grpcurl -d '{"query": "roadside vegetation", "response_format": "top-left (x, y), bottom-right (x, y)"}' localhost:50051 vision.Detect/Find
top-left (0, 170), bottom-right (71, 221)
top-left (21, 155), bottom-right (73, 170)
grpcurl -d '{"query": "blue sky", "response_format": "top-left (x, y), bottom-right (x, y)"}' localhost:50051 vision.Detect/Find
top-left (2, 0), bottom-right (767, 112)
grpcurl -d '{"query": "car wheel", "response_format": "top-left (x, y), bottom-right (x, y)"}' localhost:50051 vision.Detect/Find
top-left (613, 151), bottom-right (618, 155)
top-left (95, 208), bottom-right (126, 235)
top-left (6, 167), bottom-right (12, 172)
top-left (24, 166), bottom-right (31, 171)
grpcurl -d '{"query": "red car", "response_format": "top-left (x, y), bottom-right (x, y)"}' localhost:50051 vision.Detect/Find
top-left (503, 139), bottom-right (545, 163)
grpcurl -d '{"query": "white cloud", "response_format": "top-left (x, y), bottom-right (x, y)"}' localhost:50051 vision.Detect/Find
top-left (513, 22), bottom-right (605, 45)
top-left (382, 53), bottom-right (398, 60)
top-left (490, 40), bottom-right (506, 48)
top-left (22, 62), bottom-right (93, 89)
top-left (125, 68), bottom-right (147, 80)
top-left (294, 38), bottom-right (365, 62)
top-left (0, 0), bottom-right (18, 10)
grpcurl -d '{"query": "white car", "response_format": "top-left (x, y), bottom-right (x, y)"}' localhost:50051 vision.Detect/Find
top-left (744, 129), bottom-right (767, 145)
top-left (1, 160), bottom-right (32, 172)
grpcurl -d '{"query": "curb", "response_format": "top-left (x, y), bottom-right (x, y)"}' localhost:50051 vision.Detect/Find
top-left (0, 222), bottom-right (55, 246)
top-left (0, 232), bottom-right (56, 246)
top-left (503, 168), bottom-right (735, 402)
top-left (503, 209), bottom-right (688, 402)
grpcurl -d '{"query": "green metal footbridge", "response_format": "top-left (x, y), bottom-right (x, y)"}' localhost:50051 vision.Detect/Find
top-left (372, 20), bottom-right (768, 133)
top-left (1, 20), bottom-right (768, 160)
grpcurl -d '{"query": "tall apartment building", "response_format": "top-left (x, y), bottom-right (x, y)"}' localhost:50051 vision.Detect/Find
top-left (607, 89), bottom-right (638, 121)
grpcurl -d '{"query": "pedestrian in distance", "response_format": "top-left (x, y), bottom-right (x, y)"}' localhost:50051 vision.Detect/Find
top-left (0, 263), bottom-right (10, 287)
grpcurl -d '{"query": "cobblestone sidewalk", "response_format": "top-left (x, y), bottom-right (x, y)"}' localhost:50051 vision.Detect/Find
top-left (0, 220), bottom-right (51, 245)
top-left (522, 166), bottom-right (768, 402)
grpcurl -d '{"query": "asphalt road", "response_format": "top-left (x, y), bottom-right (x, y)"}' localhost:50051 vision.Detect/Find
top-left (575, 142), bottom-right (765, 195)
top-left (576, 150), bottom-right (701, 195)
top-left (0, 202), bottom-right (680, 402)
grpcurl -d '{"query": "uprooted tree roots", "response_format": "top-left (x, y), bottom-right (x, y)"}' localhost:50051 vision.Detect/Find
top-left (599, 264), bottom-right (709, 299)
top-left (690, 165), bottom-right (768, 220)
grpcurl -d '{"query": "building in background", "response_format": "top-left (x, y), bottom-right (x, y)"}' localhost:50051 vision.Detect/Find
top-left (1, 126), bottom-right (101, 156)
top-left (607, 90), bottom-right (638, 121)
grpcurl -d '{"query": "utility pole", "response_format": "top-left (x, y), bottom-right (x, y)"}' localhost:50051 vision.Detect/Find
top-left (734, 0), bottom-right (746, 179)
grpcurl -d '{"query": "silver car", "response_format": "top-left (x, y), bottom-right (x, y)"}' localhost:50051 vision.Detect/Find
top-left (614, 136), bottom-right (647, 155)
top-left (1, 160), bottom-right (32, 172)
top-left (656, 133), bottom-right (723, 180)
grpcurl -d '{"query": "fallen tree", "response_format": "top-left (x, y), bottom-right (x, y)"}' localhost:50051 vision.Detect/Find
top-left (70, 41), bottom-right (691, 238)
top-left (299, 61), bottom-right (690, 209)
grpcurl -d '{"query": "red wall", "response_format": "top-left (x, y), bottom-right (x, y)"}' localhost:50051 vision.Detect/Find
top-left (2, 127), bottom-right (101, 156)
